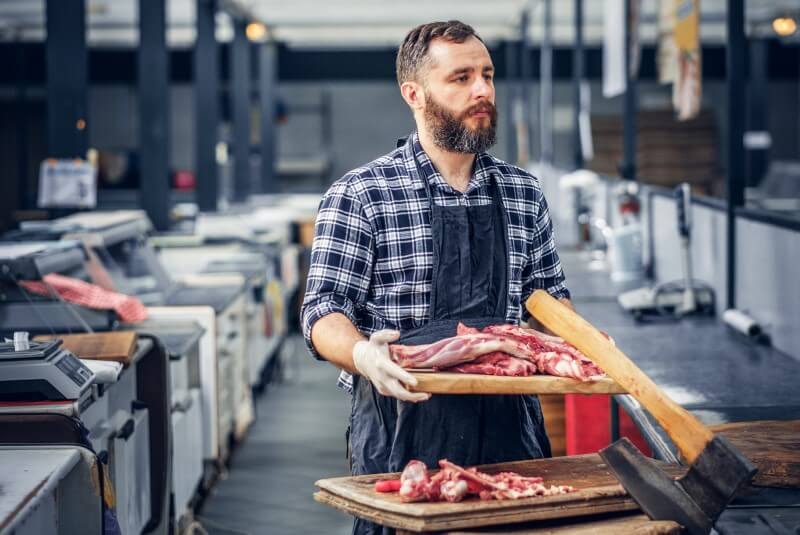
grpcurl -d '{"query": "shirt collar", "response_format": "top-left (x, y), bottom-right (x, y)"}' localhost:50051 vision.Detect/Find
top-left (403, 132), bottom-right (500, 192)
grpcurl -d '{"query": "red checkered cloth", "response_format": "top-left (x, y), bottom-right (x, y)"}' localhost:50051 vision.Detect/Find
top-left (20, 273), bottom-right (148, 323)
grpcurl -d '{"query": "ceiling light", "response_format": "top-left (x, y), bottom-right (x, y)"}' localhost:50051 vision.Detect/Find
top-left (246, 22), bottom-right (267, 42)
top-left (772, 16), bottom-right (797, 37)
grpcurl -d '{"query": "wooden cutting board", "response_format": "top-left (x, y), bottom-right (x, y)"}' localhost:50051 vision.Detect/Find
top-left (710, 419), bottom-right (800, 488)
top-left (408, 372), bottom-right (626, 395)
top-left (34, 331), bottom-right (138, 366)
top-left (414, 513), bottom-right (682, 534)
top-left (314, 454), bottom-right (684, 533)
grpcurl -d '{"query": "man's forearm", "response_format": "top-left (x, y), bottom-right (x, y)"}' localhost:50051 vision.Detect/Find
top-left (310, 312), bottom-right (366, 374)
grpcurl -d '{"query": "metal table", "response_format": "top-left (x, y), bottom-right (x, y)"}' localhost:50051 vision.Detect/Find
top-left (0, 446), bottom-right (103, 535)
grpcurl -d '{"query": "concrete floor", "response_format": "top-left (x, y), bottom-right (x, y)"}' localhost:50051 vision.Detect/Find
top-left (199, 336), bottom-right (354, 535)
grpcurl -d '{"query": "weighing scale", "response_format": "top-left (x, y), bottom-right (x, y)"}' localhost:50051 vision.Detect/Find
top-left (0, 339), bottom-right (95, 401)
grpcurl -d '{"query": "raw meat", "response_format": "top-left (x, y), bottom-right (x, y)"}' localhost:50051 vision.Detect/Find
top-left (482, 324), bottom-right (605, 381)
top-left (389, 322), bottom-right (606, 381)
top-left (456, 324), bottom-right (481, 335)
top-left (438, 460), bottom-right (574, 500)
top-left (398, 460), bottom-right (434, 502)
top-left (374, 480), bottom-right (402, 493)
top-left (451, 353), bottom-right (538, 377)
top-left (383, 459), bottom-right (575, 503)
top-left (446, 324), bottom-right (537, 376)
top-left (20, 273), bottom-right (148, 323)
top-left (389, 333), bottom-right (532, 369)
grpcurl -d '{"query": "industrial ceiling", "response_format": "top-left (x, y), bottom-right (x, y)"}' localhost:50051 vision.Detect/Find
top-left (0, 0), bottom-right (797, 47)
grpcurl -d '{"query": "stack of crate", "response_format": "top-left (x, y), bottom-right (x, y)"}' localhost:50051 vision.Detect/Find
top-left (589, 110), bottom-right (722, 195)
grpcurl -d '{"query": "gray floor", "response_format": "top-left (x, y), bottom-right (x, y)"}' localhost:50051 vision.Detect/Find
top-left (199, 336), bottom-right (354, 535)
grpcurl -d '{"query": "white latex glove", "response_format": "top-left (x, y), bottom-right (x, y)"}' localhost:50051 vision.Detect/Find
top-left (353, 330), bottom-right (431, 403)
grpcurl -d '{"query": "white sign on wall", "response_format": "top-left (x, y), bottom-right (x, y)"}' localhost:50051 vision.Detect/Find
top-left (37, 159), bottom-right (97, 209)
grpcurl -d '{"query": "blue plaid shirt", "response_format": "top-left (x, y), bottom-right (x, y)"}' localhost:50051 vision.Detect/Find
top-left (301, 133), bottom-right (570, 392)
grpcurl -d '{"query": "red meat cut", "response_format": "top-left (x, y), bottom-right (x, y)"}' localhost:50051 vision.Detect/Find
top-left (451, 352), bottom-right (538, 376)
top-left (389, 333), bottom-right (533, 369)
top-left (389, 323), bottom-right (606, 381)
top-left (384, 459), bottom-right (575, 503)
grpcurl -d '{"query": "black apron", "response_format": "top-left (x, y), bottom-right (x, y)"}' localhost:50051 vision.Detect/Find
top-left (349, 137), bottom-right (550, 535)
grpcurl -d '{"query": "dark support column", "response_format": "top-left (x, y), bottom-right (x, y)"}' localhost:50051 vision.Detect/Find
top-left (45, 0), bottom-right (87, 159)
top-left (15, 39), bottom-right (30, 210)
top-left (573, 0), bottom-right (585, 169)
top-left (259, 42), bottom-right (278, 193)
top-left (621, 0), bottom-right (637, 181)
top-left (195, 0), bottom-right (219, 211)
top-left (540, 0), bottom-right (553, 164)
top-left (519, 11), bottom-right (531, 163)
top-left (139, 0), bottom-right (170, 230)
top-left (504, 40), bottom-right (518, 165)
top-left (321, 90), bottom-right (332, 172)
top-left (231, 19), bottom-right (251, 202)
top-left (746, 39), bottom-right (769, 188)
top-left (726, 0), bottom-right (746, 310)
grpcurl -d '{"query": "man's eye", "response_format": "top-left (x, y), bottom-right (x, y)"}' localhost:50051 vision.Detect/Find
top-left (484, 75), bottom-right (493, 82)
top-left (455, 75), bottom-right (468, 82)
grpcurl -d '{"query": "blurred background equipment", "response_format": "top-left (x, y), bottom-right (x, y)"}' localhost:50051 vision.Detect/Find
top-left (617, 182), bottom-right (715, 319)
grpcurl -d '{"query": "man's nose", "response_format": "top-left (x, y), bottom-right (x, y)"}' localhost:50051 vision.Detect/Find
top-left (472, 77), bottom-right (492, 99)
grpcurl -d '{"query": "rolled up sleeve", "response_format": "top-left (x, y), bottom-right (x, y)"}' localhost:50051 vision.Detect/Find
top-left (521, 188), bottom-right (570, 321)
top-left (300, 180), bottom-right (374, 359)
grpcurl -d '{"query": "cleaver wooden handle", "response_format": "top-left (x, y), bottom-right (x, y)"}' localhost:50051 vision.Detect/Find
top-left (526, 290), bottom-right (714, 464)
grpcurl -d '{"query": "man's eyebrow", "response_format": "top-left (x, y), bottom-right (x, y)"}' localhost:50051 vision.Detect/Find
top-left (446, 65), bottom-right (495, 77)
top-left (447, 66), bottom-right (474, 76)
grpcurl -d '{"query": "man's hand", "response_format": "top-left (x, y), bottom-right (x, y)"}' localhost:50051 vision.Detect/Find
top-left (353, 330), bottom-right (431, 403)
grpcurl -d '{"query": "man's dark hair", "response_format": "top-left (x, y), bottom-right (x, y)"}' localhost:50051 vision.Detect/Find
top-left (396, 21), bottom-right (483, 85)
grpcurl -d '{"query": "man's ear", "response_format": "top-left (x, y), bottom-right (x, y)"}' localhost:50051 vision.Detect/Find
top-left (400, 81), bottom-right (425, 112)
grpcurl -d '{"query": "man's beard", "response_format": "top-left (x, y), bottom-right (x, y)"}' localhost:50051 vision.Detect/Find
top-left (424, 94), bottom-right (497, 154)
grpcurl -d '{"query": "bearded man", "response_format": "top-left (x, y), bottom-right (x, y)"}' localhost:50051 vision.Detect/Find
top-left (301, 20), bottom-right (572, 535)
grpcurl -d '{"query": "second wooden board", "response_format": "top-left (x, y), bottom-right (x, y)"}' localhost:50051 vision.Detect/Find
top-left (710, 419), bottom-right (800, 488)
top-left (34, 331), bottom-right (138, 366)
top-left (315, 454), bottom-right (683, 533)
top-left (408, 372), bottom-right (626, 395)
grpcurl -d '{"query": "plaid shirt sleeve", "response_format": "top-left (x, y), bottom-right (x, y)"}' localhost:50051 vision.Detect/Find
top-left (521, 185), bottom-right (570, 321)
top-left (301, 179), bottom-right (374, 360)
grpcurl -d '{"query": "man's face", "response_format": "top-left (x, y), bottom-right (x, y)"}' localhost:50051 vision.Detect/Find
top-left (420, 36), bottom-right (497, 153)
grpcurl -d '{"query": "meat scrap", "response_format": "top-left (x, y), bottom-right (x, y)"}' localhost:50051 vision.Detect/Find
top-left (374, 459), bottom-right (575, 503)
top-left (389, 323), bottom-right (606, 381)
